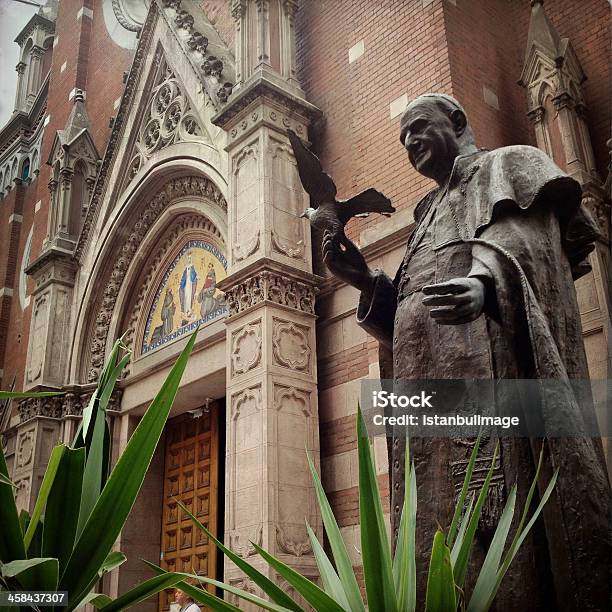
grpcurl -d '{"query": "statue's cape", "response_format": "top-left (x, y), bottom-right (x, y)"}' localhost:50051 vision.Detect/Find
top-left (394, 145), bottom-right (610, 608)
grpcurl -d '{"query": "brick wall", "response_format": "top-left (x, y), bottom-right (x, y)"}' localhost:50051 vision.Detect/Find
top-left (297, 0), bottom-right (610, 583)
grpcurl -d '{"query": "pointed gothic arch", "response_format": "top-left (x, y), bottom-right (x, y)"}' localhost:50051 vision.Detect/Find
top-left (70, 169), bottom-right (228, 384)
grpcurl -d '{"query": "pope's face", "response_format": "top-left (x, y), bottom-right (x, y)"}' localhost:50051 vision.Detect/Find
top-left (399, 101), bottom-right (461, 183)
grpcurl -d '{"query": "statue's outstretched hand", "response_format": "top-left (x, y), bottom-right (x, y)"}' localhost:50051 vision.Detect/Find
top-left (421, 277), bottom-right (485, 324)
top-left (322, 229), bottom-right (375, 296)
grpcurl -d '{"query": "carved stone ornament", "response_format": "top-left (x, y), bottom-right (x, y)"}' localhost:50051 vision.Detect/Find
top-left (272, 318), bottom-right (311, 372)
top-left (112, 0), bottom-right (151, 32)
top-left (231, 385), bottom-right (262, 421)
top-left (87, 176), bottom-right (226, 382)
top-left (16, 430), bottom-right (35, 468)
top-left (276, 525), bottom-right (312, 557)
top-left (224, 270), bottom-right (315, 317)
top-left (230, 320), bottom-right (262, 376)
top-left (18, 387), bottom-right (122, 423)
top-left (123, 52), bottom-right (210, 191)
top-left (274, 384), bottom-right (310, 417)
top-left (229, 524), bottom-right (263, 558)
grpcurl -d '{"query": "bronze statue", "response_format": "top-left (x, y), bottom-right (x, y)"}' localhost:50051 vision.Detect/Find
top-left (301, 93), bottom-right (610, 611)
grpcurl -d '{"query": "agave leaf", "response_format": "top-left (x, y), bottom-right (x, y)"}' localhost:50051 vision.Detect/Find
top-left (193, 575), bottom-right (297, 612)
top-left (1, 557), bottom-right (59, 591)
top-left (450, 493), bottom-right (474, 566)
top-left (394, 435), bottom-right (416, 612)
top-left (307, 450), bottom-right (365, 612)
top-left (453, 444), bottom-right (499, 588)
top-left (99, 551), bottom-right (127, 576)
top-left (42, 446), bottom-right (85, 570)
top-left (252, 542), bottom-right (347, 612)
top-left (357, 406), bottom-right (397, 612)
top-left (59, 331), bottom-right (197, 610)
top-left (98, 572), bottom-right (186, 612)
top-left (466, 485), bottom-right (517, 612)
top-left (485, 466), bottom-right (559, 610)
top-left (425, 530), bottom-right (456, 612)
top-left (306, 522), bottom-right (351, 611)
top-left (77, 408), bottom-right (107, 538)
top-left (174, 500), bottom-right (303, 611)
top-left (0, 472), bottom-right (15, 487)
top-left (447, 435), bottom-right (481, 549)
top-left (23, 444), bottom-right (66, 550)
top-left (143, 562), bottom-right (242, 612)
top-left (78, 593), bottom-right (114, 609)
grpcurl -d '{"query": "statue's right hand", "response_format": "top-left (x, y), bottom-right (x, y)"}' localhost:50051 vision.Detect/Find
top-left (322, 229), bottom-right (375, 295)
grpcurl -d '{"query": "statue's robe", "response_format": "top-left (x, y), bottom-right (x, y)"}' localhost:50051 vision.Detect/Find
top-left (356, 145), bottom-right (609, 611)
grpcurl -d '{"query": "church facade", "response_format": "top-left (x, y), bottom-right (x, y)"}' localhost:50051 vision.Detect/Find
top-left (0, 0), bottom-right (609, 609)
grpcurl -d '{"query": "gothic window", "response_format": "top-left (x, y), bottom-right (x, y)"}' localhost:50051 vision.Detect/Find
top-left (21, 158), bottom-right (30, 182)
top-left (69, 160), bottom-right (87, 237)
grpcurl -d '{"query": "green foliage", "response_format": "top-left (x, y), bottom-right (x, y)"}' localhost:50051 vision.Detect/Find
top-left (170, 406), bottom-right (557, 612)
top-left (0, 332), bottom-right (198, 611)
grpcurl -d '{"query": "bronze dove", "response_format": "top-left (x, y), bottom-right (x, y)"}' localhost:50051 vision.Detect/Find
top-left (287, 129), bottom-right (395, 235)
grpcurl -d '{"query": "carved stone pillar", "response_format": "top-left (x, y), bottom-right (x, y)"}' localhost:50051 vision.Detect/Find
top-left (24, 251), bottom-right (77, 391)
top-left (213, 53), bottom-right (323, 604)
top-left (26, 46), bottom-right (44, 109)
top-left (14, 61), bottom-right (27, 112)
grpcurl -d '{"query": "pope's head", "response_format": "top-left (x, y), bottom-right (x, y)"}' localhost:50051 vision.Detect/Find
top-left (399, 94), bottom-right (476, 185)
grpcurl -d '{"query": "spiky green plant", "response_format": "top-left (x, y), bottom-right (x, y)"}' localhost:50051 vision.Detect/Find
top-left (162, 406), bottom-right (557, 612)
top-left (0, 333), bottom-right (200, 611)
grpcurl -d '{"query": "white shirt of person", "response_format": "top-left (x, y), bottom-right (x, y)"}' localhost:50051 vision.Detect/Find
top-left (180, 602), bottom-right (201, 612)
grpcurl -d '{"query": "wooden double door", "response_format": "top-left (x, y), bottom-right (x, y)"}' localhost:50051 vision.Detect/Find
top-left (159, 406), bottom-right (221, 610)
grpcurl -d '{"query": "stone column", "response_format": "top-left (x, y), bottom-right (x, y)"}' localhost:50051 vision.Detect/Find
top-left (25, 46), bottom-right (44, 109)
top-left (214, 80), bottom-right (323, 604)
top-left (24, 251), bottom-right (77, 391)
top-left (14, 61), bottom-right (27, 112)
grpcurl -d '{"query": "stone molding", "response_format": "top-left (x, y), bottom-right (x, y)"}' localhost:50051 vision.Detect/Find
top-left (17, 386), bottom-right (122, 423)
top-left (223, 268), bottom-right (315, 318)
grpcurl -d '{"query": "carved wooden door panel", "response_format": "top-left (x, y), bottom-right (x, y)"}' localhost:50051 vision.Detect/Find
top-left (159, 409), bottom-right (219, 611)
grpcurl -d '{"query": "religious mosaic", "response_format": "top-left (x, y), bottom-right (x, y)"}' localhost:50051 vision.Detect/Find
top-left (142, 239), bottom-right (227, 354)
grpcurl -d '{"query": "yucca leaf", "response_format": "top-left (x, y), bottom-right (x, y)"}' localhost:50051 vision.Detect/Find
top-left (0, 472), bottom-right (15, 487)
top-left (99, 551), bottom-right (127, 576)
top-left (143, 562), bottom-right (242, 612)
top-left (307, 450), bottom-right (365, 612)
top-left (250, 543), bottom-right (348, 612)
top-left (23, 444), bottom-right (66, 550)
top-left (98, 572), bottom-right (186, 612)
top-left (306, 522), bottom-right (351, 611)
top-left (77, 408), bottom-right (107, 538)
top-left (42, 446), bottom-right (85, 570)
top-left (180, 583), bottom-right (242, 612)
top-left (394, 435), bottom-right (416, 612)
top-left (78, 593), bottom-right (114, 609)
top-left (1, 558), bottom-right (59, 591)
top-left (194, 575), bottom-right (298, 612)
top-left (453, 444), bottom-right (498, 588)
top-left (447, 435), bottom-right (481, 549)
top-left (0, 444), bottom-right (26, 563)
top-left (357, 406), bottom-right (397, 612)
top-left (450, 493), bottom-right (474, 566)
top-left (485, 464), bottom-right (559, 610)
top-left (59, 330), bottom-right (198, 610)
top-left (174, 500), bottom-right (303, 611)
top-left (466, 485), bottom-right (517, 612)
top-left (425, 530), bottom-right (456, 612)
